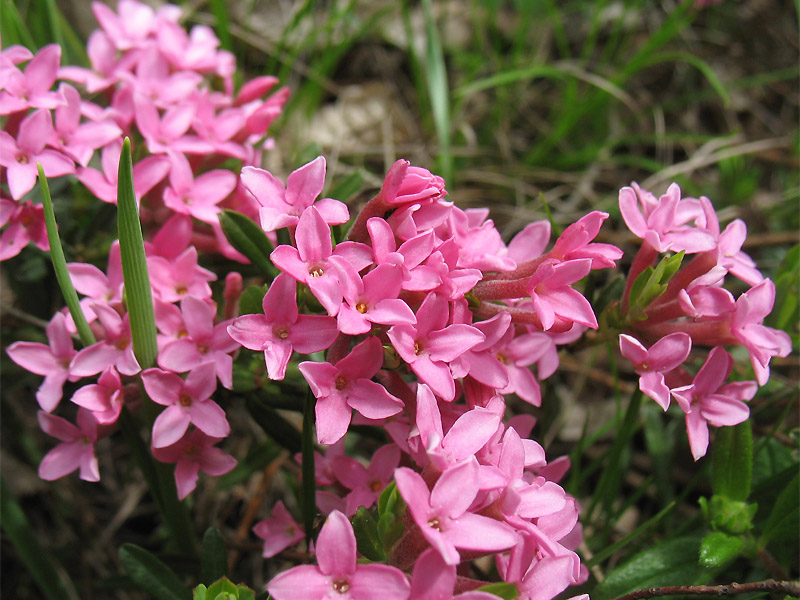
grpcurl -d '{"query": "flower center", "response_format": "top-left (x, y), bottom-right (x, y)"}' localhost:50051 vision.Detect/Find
top-left (274, 326), bottom-right (290, 340)
top-left (335, 375), bottom-right (348, 391)
top-left (179, 393), bottom-right (193, 407)
top-left (496, 353), bottom-right (507, 364)
top-left (15, 153), bottom-right (28, 164)
top-left (427, 516), bottom-right (442, 531)
top-left (175, 285), bottom-right (188, 295)
top-left (197, 343), bottom-right (209, 355)
top-left (184, 443), bottom-right (197, 457)
top-left (309, 265), bottom-right (324, 278)
top-left (370, 480), bottom-right (383, 493)
top-left (332, 579), bottom-right (350, 594)
top-left (414, 341), bottom-right (423, 355)
top-left (355, 302), bottom-right (368, 314)
top-left (114, 337), bottom-right (130, 351)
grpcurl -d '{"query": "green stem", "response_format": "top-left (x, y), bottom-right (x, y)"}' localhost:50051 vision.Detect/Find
top-left (38, 164), bottom-right (95, 347)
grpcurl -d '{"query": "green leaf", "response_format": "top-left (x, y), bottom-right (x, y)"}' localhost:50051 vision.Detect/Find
top-left (193, 584), bottom-right (208, 600)
top-left (421, 0), bottom-right (452, 183)
top-left (700, 495), bottom-right (757, 535)
top-left (202, 527), bottom-right (227, 583)
top-left (240, 285), bottom-right (268, 316)
top-left (376, 482), bottom-right (406, 553)
top-left (38, 164), bottom-right (96, 347)
top-left (218, 211), bottom-right (277, 279)
top-left (768, 244), bottom-right (799, 337)
top-left (594, 536), bottom-right (715, 600)
top-left (117, 138), bottom-right (158, 369)
top-left (699, 531), bottom-right (744, 567)
top-left (711, 421), bottom-right (753, 501)
top-left (475, 582), bottom-right (519, 599)
top-left (118, 543), bottom-right (191, 600)
top-left (0, 478), bottom-right (75, 599)
top-left (245, 395), bottom-right (302, 453)
top-left (352, 507), bottom-right (384, 561)
top-left (761, 472), bottom-right (800, 545)
top-left (206, 577), bottom-right (238, 598)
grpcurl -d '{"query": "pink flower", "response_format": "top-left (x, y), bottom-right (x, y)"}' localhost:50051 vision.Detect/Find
top-left (142, 364), bottom-right (229, 448)
top-left (394, 459), bottom-right (518, 565)
top-left (241, 156), bottom-right (349, 232)
top-left (334, 261), bottom-right (416, 335)
top-left (549, 211), bottom-right (623, 269)
top-left (6, 312), bottom-right (78, 411)
top-left (671, 347), bottom-right (756, 460)
top-left (0, 44), bottom-right (64, 114)
top-left (526, 259), bottom-right (597, 330)
top-left (299, 337), bottom-right (403, 445)
top-left (70, 366), bottom-right (125, 425)
top-left (619, 183), bottom-right (716, 254)
top-left (148, 246), bottom-right (216, 302)
top-left (381, 159), bottom-right (447, 207)
top-left (271, 205), bottom-right (371, 315)
top-left (227, 273), bottom-right (338, 380)
top-left (409, 549), bottom-right (502, 600)
top-left (50, 83), bottom-right (122, 166)
top-left (0, 198), bottom-right (48, 260)
top-left (618, 333), bottom-right (691, 410)
top-left (331, 444), bottom-right (401, 515)
top-left (76, 139), bottom-right (170, 205)
top-left (67, 240), bottom-right (124, 304)
top-left (0, 109), bottom-right (75, 199)
top-left (387, 293), bottom-right (485, 401)
top-left (730, 279), bottom-right (792, 386)
top-left (252, 501), bottom-right (305, 558)
top-left (151, 429), bottom-right (236, 500)
top-left (37, 409), bottom-right (100, 482)
top-left (157, 295), bottom-right (238, 389)
top-left (69, 303), bottom-right (141, 377)
top-left (162, 151), bottom-right (237, 224)
top-left (267, 510), bottom-right (410, 600)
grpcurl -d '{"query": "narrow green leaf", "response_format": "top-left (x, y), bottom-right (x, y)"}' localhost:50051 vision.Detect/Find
top-left (475, 582), bottom-right (519, 599)
top-left (119, 543), bottom-right (191, 600)
top-left (201, 527), bottom-right (227, 583)
top-left (193, 584), bottom-right (208, 600)
top-left (301, 387), bottom-right (317, 540)
top-left (352, 507), bottom-right (384, 561)
top-left (208, 0), bottom-right (233, 52)
top-left (699, 531), bottom-right (743, 567)
top-left (240, 285), bottom-right (268, 316)
top-left (594, 536), bottom-right (715, 600)
top-left (217, 441), bottom-right (281, 489)
top-left (761, 472), bottom-right (800, 545)
top-left (117, 138), bottom-right (158, 369)
top-left (421, 0), bottom-right (452, 183)
top-left (38, 164), bottom-right (96, 347)
top-left (219, 211), bottom-right (277, 279)
top-left (711, 421), bottom-right (753, 501)
top-left (0, 478), bottom-right (76, 600)
top-left (640, 51), bottom-right (731, 108)
top-left (245, 395), bottom-right (302, 453)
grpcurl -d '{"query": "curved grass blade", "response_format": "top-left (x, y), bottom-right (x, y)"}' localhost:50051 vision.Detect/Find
top-left (218, 210), bottom-right (277, 279)
top-left (117, 138), bottom-right (158, 369)
top-left (38, 164), bottom-right (96, 347)
top-left (119, 543), bottom-right (191, 600)
top-left (421, 0), bottom-right (452, 183)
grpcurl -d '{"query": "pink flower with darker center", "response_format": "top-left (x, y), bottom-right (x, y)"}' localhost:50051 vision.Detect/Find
top-left (267, 510), bottom-right (410, 600)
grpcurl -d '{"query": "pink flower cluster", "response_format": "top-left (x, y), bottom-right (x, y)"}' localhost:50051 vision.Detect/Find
top-left (234, 157), bottom-right (615, 599)
top-left (3, 0), bottom-right (290, 498)
top-left (0, 0), bottom-right (288, 261)
top-left (617, 182), bottom-right (791, 459)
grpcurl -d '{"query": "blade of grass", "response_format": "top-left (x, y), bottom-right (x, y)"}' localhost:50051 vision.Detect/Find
top-left (585, 389), bottom-right (643, 525)
top-left (640, 51), bottom-right (731, 108)
top-left (1, 0), bottom-right (37, 49)
top-left (421, 0), bottom-right (452, 184)
top-left (38, 164), bottom-right (96, 347)
top-left (209, 0), bottom-right (234, 52)
top-left (116, 138), bottom-right (158, 370)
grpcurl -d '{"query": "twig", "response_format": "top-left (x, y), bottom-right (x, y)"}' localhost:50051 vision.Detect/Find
top-left (610, 579), bottom-right (800, 600)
